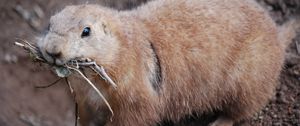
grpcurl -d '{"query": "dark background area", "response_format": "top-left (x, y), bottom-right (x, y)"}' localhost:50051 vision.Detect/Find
top-left (0, 0), bottom-right (299, 125)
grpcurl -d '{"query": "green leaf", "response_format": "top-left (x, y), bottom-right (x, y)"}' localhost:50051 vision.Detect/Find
top-left (54, 66), bottom-right (72, 77)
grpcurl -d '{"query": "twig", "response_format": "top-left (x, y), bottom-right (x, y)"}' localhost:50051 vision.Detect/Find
top-left (14, 41), bottom-right (45, 62)
top-left (17, 38), bottom-right (37, 50)
top-left (75, 102), bottom-right (79, 126)
top-left (69, 61), bottom-right (117, 89)
top-left (66, 65), bottom-right (114, 121)
top-left (65, 78), bottom-right (74, 96)
top-left (96, 65), bottom-right (117, 89)
top-left (35, 78), bottom-right (62, 88)
top-left (65, 78), bottom-right (79, 126)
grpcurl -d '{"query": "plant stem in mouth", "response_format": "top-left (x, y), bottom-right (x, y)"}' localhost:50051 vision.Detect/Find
top-left (66, 65), bottom-right (114, 121)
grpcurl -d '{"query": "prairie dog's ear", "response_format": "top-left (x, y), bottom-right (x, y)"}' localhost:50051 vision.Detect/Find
top-left (102, 23), bottom-right (110, 35)
top-left (101, 20), bottom-right (119, 36)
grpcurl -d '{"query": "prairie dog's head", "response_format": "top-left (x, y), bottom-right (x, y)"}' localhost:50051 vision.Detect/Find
top-left (38, 5), bottom-right (120, 66)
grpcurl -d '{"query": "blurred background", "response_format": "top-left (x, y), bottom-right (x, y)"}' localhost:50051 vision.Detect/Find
top-left (0, 0), bottom-right (299, 126)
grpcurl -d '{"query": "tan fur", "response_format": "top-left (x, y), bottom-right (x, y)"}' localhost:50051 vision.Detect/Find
top-left (38, 0), bottom-right (291, 125)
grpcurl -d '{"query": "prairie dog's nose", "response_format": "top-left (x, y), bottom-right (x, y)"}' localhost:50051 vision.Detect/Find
top-left (45, 44), bottom-right (62, 58)
top-left (43, 44), bottom-right (63, 65)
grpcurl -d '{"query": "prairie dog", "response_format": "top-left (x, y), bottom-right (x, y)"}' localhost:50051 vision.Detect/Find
top-left (38, 0), bottom-right (296, 125)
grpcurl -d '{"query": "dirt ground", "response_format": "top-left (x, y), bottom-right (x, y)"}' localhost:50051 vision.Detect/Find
top-left (0, 0), bottom-right (299, 126)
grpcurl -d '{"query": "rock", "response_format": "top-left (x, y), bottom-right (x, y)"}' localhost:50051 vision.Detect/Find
top-left (294, 110), bottom-right (300, 118)
top-left (276, 95), bottom-right (289, 104)
top-left (273, 122), bottom-right (281, 126)
top-left (265, 0), bottom-right (278, 5)
top-left (271, 114), bottom-right (278, 119)
top-left (258, 115), bottom-right (264, 120)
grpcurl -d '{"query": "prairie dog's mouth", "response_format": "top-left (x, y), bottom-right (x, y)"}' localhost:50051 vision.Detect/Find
top-left (15, 40), bottom-right (117, 88)
top-left (41, 51), bottom-right (67, 66)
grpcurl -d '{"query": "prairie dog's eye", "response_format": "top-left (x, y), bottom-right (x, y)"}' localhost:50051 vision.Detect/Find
top-left (81, 27), bottom-right (91, 38)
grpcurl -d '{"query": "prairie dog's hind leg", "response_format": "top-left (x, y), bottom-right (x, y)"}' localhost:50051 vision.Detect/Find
top-left (209, 116), bottom-right (234, 126)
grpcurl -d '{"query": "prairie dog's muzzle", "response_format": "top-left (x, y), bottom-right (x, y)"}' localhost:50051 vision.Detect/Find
top-left (40, 34), bottom-right (66, 65)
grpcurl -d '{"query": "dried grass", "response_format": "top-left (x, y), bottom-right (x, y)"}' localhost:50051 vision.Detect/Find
top-left (14, 40), bottom-right (117, 124)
